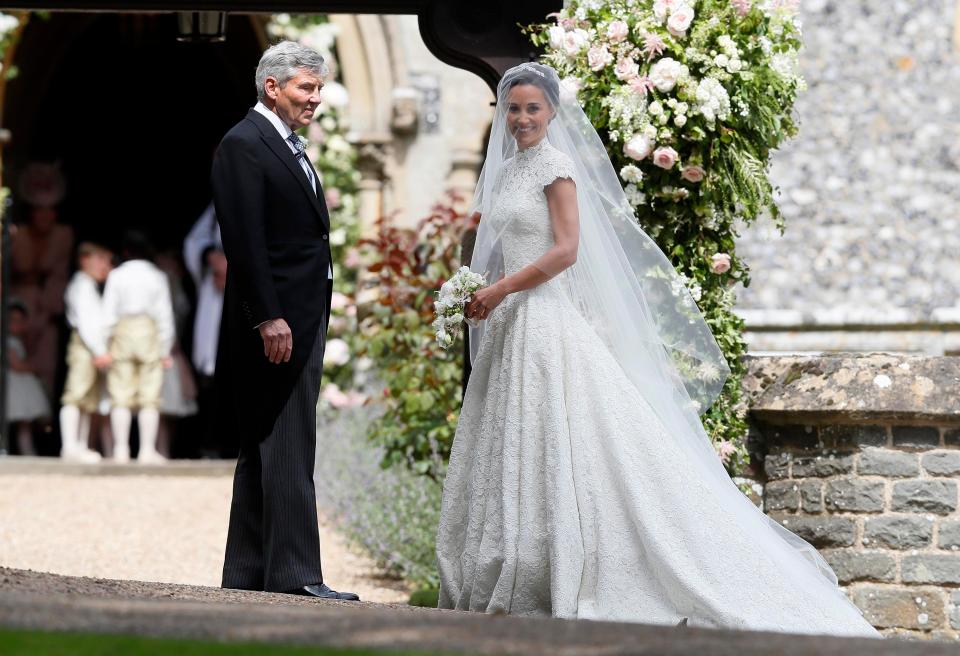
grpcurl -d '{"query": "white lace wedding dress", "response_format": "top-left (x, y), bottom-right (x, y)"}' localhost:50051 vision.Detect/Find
top-left (436, 139), bottom-right (879, 638)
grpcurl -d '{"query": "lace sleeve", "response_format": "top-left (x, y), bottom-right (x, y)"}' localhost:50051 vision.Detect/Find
top-left (538, 150), bottom-right (576, 189)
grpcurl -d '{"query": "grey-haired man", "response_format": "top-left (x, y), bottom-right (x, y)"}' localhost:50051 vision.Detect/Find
top-left (213, 41), bottom-right (358, 601)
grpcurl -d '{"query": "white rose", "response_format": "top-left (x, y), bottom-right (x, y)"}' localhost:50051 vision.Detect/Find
top-left (649, 57), bottom-right (686, 92)
top-left (560, 76), bottom-right (583, 101)
top-left (321, 81), bottom-right (349, 109)
top-left (652, 0), bottom-right (669, 21)
top-left (714, 54), bottom-right (729, 68)
top-left (449, 313), bottom-right (464, 324)
top-left (323, 338), bottom-right (350, 366)
top-left (548, 25), bottom-right (566, 50)
top-left (648, 101), bottom-right (664, 116)
top-left (667, 4), bottom-right (695, 37)
top-left (620, 164), bottom-right (644, 183)
top-left (673, 114), bottom-right (687, 127)
top-left (643, 124), bottom-right (659, 139)
top-left (623, 134), bottom-right (654, 160)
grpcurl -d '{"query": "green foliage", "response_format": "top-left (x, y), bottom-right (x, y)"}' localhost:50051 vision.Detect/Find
top-left (0, 628), bottom-right (453, 656)
top-left (528, 0), bottom-right (806, 471)
top-left (358, 199), bottom-right (478, 479)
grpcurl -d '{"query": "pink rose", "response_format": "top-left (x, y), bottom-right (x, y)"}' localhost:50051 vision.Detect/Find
top-left (629, 75), bottom-right (656, 95)
top-left (560, 17), bottom-right (577, 30)
top-left (344, 248), bottom-right (363, 268)
top-left (731, 0), bottom-right (752, 16)
top-left (325, 186), bottom-right (342, 209)
top-left (623, 134), bottom-right (654, 161)
top-left (563, 29), bottom-right (589, 55)
top-left (587, 45), bottom-right (613, 71)
top-left (330, 291), bottom-right (350, 311)
top-left (614, 58), bottom-right (639, 81)
top-left (710, 253), bottom-right (732, 274)
top-left (681, 165), bottom-right (705, 183)
top-left (667, 4), bottom-right (695, 37)
top-left (652, 146), bottom-right (679, 169)
top-left (606, 20), bottom-right (629, 43)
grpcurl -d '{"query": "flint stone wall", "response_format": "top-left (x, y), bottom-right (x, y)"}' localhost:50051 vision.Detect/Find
top-left (746, 354), bottom-right (960, 640)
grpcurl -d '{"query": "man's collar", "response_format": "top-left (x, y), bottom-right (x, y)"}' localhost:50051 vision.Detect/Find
top-left (254, 102), bottom-right (293, 140)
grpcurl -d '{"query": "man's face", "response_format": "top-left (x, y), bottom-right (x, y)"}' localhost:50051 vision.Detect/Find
top-left (266, 69), bottom-right (323, 130)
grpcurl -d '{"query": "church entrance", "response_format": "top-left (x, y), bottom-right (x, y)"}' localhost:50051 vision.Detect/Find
top-left (2, 12), bottom-right (267, 455)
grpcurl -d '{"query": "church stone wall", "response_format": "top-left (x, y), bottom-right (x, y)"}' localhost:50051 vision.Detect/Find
top-left (747, 354), bottom-right (960, 639)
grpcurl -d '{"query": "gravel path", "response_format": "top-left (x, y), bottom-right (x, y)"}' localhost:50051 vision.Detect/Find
top-left (0, 471), bottom-right (410, 603)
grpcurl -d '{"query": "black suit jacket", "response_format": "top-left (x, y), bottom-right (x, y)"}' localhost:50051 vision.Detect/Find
top-left (212, 108), bottom-right (332, 443)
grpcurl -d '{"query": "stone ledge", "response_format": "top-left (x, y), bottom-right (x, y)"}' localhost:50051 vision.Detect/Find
top-left (746, 354), bottom-right (960, 425)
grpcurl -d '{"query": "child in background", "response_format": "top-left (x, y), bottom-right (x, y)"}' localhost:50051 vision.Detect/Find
top-left (6, 299), bottom-right (51, 455)
top-left (60, 242), bottom-right (113, 462)
top-left (102, 230), bottom-right (175, 464)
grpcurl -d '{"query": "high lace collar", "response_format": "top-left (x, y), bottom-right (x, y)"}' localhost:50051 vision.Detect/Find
top-left (515, 138), bottom-right (549, 164)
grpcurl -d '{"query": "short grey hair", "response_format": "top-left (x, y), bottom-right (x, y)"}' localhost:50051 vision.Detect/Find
top-left (255, 40), bottom-right (328, 101)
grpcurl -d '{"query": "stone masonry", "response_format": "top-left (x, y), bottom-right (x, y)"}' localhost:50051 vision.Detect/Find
top-left (746, 354), bottom-right (960, 640)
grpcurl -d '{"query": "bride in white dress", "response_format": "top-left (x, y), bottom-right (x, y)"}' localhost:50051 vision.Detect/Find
top-left (435, 63), bottom-right (879, 638)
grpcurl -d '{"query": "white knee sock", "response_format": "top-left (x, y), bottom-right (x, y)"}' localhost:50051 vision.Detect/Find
top-left (60, 405), bottom-right (81, 457)
top-left (137, 408), bottom-right (164, 462)
top-left (110, 407), bottom-right (132, 462)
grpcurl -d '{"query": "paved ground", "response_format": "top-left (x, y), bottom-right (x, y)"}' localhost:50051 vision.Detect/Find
top-left (0, 459), bottom-right (409, 603)
top-left (0, 567), bottom-right (954, 656)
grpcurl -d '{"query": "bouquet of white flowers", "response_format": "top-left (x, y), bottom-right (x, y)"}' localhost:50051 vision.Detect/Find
top-left (433, 266), bottom-right (487, 349)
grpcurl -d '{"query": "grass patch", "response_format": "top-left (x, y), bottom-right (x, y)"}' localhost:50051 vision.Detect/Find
top-left (0, 628), bottom-right (454, 656)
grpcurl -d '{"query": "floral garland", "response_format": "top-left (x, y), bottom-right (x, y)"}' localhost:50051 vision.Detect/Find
top-left (528, 0), bottom-right (805, 471)
top-left (267, 14), bottom-right (368, 409)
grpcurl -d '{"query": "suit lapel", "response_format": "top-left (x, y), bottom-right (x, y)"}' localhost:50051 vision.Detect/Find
top-left (245, 109), bottom-right (329, 231)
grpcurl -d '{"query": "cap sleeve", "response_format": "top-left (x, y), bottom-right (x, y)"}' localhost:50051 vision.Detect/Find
top-left (538, 149), bottom-right (576, 189)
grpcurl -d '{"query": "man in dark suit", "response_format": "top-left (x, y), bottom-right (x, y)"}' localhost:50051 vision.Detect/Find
top-left (212, 41), bottom-right (358, 601)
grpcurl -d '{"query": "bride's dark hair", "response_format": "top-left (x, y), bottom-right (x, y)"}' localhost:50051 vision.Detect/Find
top-left (505, 63), bottom-right (560, 108)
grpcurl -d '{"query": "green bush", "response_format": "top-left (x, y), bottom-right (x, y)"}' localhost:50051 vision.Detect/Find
top-left (357, 200), bottom-right (477, 479)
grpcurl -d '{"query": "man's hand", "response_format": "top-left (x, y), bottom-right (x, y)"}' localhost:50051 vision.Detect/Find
top-left (207, 250), bottom-right (228, 291)
top-left (258, 318), bottom-right (293, 364)
top-left (93, 354), bottom-right (113, 370)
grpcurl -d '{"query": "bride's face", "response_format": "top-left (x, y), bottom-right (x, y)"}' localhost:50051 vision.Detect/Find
top-left (506, 84), bottom-right (553, 150)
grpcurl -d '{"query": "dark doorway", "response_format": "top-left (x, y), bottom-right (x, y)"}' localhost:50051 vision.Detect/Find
top-left (5, 12), bottom-right (265, 249)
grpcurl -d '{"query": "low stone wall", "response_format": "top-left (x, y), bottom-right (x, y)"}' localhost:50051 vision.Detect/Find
top-left (746, 354), bottom-right (960, 640)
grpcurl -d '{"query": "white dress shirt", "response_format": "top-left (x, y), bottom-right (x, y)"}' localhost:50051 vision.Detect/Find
top-left (253, 102), bottom-right (332, 280)
top-left (102, 260), bottom-right (176, 356)
top-left (184, 203), bottom-right (223, 376)
top-left (65, 271), bottom-right (107, 356)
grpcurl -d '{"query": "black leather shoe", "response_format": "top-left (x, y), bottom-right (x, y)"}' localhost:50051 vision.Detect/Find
top-left (284, 583), bottom-right (360, 601)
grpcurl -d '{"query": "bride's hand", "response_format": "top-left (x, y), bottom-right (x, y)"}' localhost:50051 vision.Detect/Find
top-left (466, 282), bottom-right (508, 321)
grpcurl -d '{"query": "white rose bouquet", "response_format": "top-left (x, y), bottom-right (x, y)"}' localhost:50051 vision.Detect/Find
top-left (433, 267), bottom-right (488, 349)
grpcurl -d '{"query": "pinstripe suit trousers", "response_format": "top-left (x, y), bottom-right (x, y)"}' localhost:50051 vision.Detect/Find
top-left (221, 325), bottom-right (326, 592)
